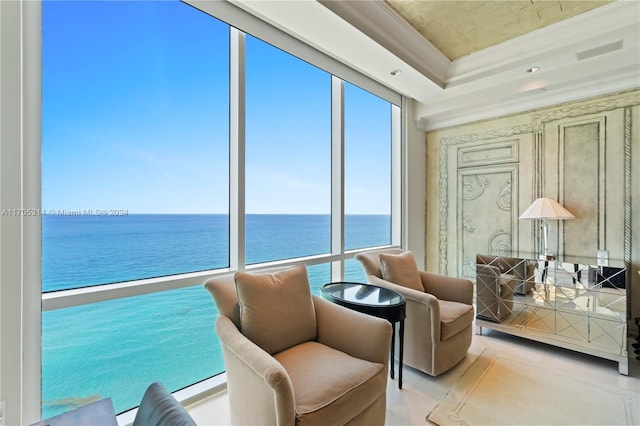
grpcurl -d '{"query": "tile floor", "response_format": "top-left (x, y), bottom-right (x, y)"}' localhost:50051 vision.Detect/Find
top-left (186, 327), bottom-right (640, 425)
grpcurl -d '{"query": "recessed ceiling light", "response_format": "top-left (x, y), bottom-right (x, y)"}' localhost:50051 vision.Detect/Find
top-left (526, 67), bottom-right (540, 73)
top-left (390, 69), bottom-right (401, 76)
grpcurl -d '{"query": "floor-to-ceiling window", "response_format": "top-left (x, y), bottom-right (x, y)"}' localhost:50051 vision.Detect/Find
top-left (40, 0), bottom-right (400, 420)
top-left (41, 1), bottom-right (230, 418)
top-left (245, 35), bottom-right (331, 266)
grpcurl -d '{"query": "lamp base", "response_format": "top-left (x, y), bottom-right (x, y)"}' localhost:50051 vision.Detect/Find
top-left (539, 254), bottom-right (556, 261)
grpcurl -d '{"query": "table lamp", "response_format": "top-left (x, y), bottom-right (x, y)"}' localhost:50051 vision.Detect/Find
top-left (518, 197), bottom-right (575, 260)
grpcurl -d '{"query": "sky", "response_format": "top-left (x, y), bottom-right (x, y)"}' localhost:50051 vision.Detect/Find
top-left (42, 0), bottom-right (392, 215)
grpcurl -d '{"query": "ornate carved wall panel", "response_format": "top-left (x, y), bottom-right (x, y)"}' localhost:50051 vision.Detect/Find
top-left (458, 166), bottom-right (518, 279)
top-left (543, 110), bottom-right (626, 259)
top-left (457, 139), bottom-right (518, 168)
top-left (563, 119), bottom-right (602, 257)
top-left (439, 136), bottom-right (530, 277)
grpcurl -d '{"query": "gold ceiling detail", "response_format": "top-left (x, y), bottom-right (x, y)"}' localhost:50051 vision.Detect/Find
top-left (385, 0), bottom-right (613, 60)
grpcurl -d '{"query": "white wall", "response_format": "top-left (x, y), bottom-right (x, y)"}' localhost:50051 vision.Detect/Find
top-left (403, 98), bottom-right (426, 269)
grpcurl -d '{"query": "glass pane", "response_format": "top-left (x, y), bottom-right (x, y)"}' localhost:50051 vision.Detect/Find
top-left (307, 261), bottom-right (367, 297)
top-left (245, 36), bottom-right (331, 264)
top-left (42, 215), bottom-right (229, 291)
top-left (308, 263), bottom-right (331, 296)
top-left (41, 0), bottom-right (230, 291)
top-left (344, 83), bottom-right (391, 250)
top-left (345, 214), bottom-right (391, 250)
top-left (245, 214), bottom-right (329, 264)
top-left (41, 286), bottom-right (221, 418)
top-left (344, 257), bottom-right (368, 283)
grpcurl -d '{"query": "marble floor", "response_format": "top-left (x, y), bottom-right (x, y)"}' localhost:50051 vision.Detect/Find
top-left (186, 328), bottom-right (640, 425)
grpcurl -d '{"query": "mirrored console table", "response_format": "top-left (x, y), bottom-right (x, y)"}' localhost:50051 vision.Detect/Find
top-left (475, 253), bottom-right (628, 375)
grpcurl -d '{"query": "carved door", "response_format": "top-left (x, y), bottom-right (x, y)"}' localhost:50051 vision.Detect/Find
top-left (458, 167), bottom-right (518, 279)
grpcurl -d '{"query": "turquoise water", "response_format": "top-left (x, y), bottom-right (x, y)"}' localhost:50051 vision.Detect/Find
top-left (41, 214), bottom-right (389, 417)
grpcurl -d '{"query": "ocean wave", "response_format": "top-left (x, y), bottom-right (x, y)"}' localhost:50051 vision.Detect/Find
top-left (43, 394), bottom-right (103, 411)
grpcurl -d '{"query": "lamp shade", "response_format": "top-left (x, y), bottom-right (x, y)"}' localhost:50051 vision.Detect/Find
top-left (518, 197), bottom-right (575, 220)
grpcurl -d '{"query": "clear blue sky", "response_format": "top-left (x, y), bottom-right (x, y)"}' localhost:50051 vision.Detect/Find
top-left (42, 0), bottom-right (391, 215)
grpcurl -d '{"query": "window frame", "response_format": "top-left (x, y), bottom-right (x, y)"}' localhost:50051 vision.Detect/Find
top-left (1, 1), bottom-right (406, 423)
top-left (1, 1), bottom-right (42, 425)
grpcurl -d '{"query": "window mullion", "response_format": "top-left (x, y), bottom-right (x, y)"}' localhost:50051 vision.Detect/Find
top-left (391, 103), bottom-right (402, 247)
top-left (229, 27), bottom-right (246, 271)
top-left (330, 76), bottom-right (344, 281)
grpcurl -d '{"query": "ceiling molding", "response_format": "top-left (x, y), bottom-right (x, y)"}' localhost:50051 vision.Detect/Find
top-left (447, 1), bottom-right (639, 86)
top-left (418, 69), bottom-right (640, 132)
top-left (318, 0), bottom-right (450, 88)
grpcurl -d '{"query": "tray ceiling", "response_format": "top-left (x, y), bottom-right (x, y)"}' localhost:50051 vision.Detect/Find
top-left (385, 0), bottom-right (613, 59)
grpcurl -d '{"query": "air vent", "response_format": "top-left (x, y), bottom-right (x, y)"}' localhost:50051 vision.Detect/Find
top-left (577, 41), bottom-right (623, 61)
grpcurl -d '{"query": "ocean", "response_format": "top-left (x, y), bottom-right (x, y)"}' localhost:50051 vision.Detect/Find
top-left (41, 214), bottom-right (390, 418)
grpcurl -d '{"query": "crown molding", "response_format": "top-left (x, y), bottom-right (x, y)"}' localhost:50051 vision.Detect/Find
top-left (419, 77), bottom-right (640, 132)
top-left (447, 1), bottom-right (640, 86)
top-left (318, 0), bottom-right (450, 88)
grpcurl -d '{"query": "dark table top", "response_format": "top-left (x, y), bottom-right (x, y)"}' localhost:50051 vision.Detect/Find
top-left (321, 281), bottom-right (405, 309)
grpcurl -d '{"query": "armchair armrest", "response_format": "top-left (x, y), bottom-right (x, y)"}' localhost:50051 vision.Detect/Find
top-left (215, 315), bottom-right (296, 426)
top-left (313, 295), bottom-right (391, 366)
top-left (367, 275), bottom-right (438, 306)
top-left (420, 272), bottom-right (473, 305)
top-left (499, 273), bottom-right (517, 296)
top-left (368, 275), bottom-right (442, 343)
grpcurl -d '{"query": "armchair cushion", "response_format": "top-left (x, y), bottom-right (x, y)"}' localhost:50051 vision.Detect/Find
top-left (234, 265), bottom-right (316, 355)
top-left (379, 251), bottom-right (424, 292)
top-left (439, 300), bottom-right (474, 341)
top-left (275, 341), bottom-right (386, 426)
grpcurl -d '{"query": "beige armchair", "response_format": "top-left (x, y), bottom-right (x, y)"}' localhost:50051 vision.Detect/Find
top-left (356, 249), bottom-right (474, 377)
top-left (204, 265), bottom-right (392, 426)
top-left (475, 264), bottom-right (517, 322)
